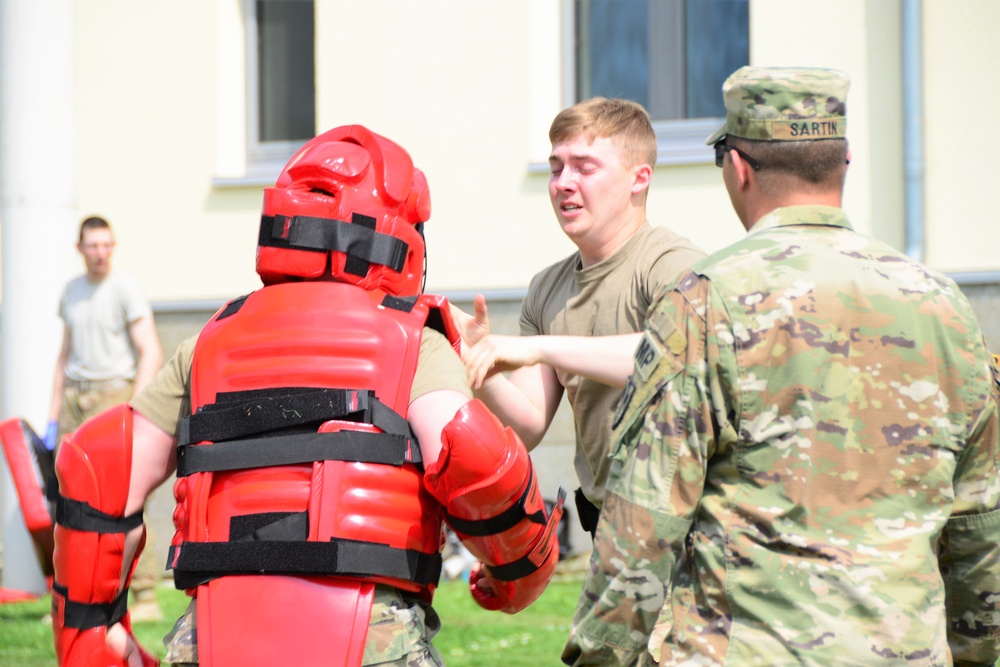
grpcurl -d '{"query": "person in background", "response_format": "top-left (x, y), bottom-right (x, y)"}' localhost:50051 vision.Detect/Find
top-left (563, 66), bottom-right (1000, 666)
top-left (48, 215), bottom-right (164, 622)
top-left (453, 98), bottom-right (705, 538)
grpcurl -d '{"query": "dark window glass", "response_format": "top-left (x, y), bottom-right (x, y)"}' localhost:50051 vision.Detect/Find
top-left (257, 0), bottom-right (315, 142)
top-left (576, 0), bottom-right (749, 121)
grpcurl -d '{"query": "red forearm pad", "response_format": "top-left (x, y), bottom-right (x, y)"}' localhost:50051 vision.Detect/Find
top-left (51, 405), bottom-right (156, 667)
top-left (423, 399), bottom-right (563, 613)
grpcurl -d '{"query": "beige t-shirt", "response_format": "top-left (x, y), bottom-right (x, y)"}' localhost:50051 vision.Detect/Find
top-left (520, 223), bottom-right (705, 507)
top-left (59, 270), bottom-right (152, 381)
top-left (133, 327), bottom-right (470, 437)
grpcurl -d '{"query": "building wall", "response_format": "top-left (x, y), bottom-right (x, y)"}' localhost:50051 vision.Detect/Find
top-left (0, 1), bottom-right (996, 300)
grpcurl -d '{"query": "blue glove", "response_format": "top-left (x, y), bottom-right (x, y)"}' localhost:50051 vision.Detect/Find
top-left (43, 420), bottom-right (59, 451)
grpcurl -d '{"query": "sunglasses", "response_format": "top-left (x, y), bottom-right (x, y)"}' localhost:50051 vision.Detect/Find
top-left (714, 142), bottom-right (761, 171)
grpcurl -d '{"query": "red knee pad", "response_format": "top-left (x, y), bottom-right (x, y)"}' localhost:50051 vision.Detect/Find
top-left (423, 399), bottom-right (563, 613)
top-left (51, 404), bottom-right (158, 667)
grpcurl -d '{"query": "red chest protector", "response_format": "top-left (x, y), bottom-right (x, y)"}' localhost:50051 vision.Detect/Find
top-left (168, 281), bottom-right (452, 597)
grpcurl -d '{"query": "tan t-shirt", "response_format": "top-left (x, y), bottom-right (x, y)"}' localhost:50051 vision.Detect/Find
top-left (521, 223), bottom-right (705, 507)
top-left (133, 327), bottom-right (470, 437)
top-left (59, 270), bottom-right (153, 381)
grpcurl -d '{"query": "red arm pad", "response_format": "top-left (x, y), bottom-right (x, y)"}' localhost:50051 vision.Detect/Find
top-left (51, 404), bottom-right (158, 667)
top-left (423, 399), bottom-right (563, 613)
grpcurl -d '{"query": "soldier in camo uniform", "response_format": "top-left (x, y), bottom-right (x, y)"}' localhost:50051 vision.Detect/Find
top-left (562, 66), bottom-right (1000, 666)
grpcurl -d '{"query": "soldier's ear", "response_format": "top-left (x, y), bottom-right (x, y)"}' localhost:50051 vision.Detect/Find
top-left (630, 163), bottom-right (653, 196)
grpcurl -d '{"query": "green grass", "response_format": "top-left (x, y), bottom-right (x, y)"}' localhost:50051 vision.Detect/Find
top-left (0, 576), bottom-right (583, 666)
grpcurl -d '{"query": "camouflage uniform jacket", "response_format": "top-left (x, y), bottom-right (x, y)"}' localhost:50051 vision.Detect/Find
top-left (563, 205), bottom-right (1000, 666)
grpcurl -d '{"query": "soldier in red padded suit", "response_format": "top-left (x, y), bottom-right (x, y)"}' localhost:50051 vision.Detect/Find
top-left (50, 125), bottom-right (563, 667)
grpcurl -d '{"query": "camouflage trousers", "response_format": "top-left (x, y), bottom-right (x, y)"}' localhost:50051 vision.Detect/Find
top-left (164, 584), bottom-right (444, 666)
top-left (57, 377), bottom-right (134, 442)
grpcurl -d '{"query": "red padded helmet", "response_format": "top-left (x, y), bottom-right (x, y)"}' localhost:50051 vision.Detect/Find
top-left (256, 125), bottom-right (431, 295)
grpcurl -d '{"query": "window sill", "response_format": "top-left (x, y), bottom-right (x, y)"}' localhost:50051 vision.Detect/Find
top-left (212, 156), bottom-right (287, 188)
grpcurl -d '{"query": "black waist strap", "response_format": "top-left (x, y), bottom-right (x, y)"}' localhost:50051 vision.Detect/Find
top-left (169, 539), bottom-right (442, 590)
top-left (176, 429), bottom-right (419, 476)
top-left (52, 582), bottom-right (129, 630)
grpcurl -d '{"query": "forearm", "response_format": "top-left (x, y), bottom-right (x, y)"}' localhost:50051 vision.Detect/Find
top-left (535, 333), bottom-right (640, 389)
top-left (48, 362), bottom-right (67, 421)
top-left (128, 316), bottom-right (163, 396)
top-left (474, 372), bottom-right (550, 449)
top-left (132, 350), bottom-right (162, 396)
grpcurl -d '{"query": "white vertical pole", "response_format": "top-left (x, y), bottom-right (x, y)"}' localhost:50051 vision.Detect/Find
top-left (0, 0), bottom-right (78, 593)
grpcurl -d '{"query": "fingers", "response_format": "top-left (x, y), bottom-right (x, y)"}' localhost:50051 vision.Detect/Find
top-left (473, 294), bottom-right (490, 332)
top-left (464, 339), bottom-right (500, 390)
top-left (449, 303), bottom-right (471, 327)
top-left (468, 563), bottom-right (505, 611)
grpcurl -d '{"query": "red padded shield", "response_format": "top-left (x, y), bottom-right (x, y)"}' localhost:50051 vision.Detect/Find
top-left (0, 418), bottom-right (55, 582)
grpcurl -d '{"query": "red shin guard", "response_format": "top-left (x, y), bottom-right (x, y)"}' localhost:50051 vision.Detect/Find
top-left (51, 405), bottom-right (158, 667)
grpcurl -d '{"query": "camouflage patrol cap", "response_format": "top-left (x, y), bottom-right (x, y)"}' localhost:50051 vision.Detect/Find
top-left (706, 66), bottom-right (850, 145)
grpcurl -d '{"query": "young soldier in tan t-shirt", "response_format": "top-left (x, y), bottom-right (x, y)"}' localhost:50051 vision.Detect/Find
top-left (453, 98), bottom-right (705, 535)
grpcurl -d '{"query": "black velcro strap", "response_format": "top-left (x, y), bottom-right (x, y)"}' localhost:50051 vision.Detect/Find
top-left (343, 213), bottom-right (377, 277)
top-left (381, 294), bottom-right (418, 312)
top-left (55, 495), bottom-right (144, 534)
top-left (169, 539), bottom-right (442, 590)
top-left (485, 551), bottom-right (540, 582)
top-left (179, 388), bottom-right (371, 446)
top-left (231, 511), bottom-right (309, 542)
top-left (176, 430), bottom-right (418, 477)
top-left (52, 582), bottom-right (129, 630)
top-left (216, 294), bottom-right (250, 321)
top-left (259, 214), bottom-right (409, 272)
top-left (444, 466), bottom-right (546, 537)
top-left (485, 486), bottom-right (567, 582)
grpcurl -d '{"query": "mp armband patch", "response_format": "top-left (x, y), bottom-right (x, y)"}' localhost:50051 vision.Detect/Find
top-left (633, 332), bottom-right (663, 384)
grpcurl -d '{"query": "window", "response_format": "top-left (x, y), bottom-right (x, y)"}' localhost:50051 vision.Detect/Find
top-left (246, 0), bottom-right (316, 164)
top-left (572, 0), bottom-right (749, 164)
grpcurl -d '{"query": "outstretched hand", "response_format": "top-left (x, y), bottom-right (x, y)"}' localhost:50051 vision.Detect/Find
top-left (463, 334), bottom-right (542, 390)
top-left (450, 294), bottom-right (491, 354)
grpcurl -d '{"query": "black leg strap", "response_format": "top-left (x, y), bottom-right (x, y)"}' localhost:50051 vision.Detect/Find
top-left (52, 582), bottom-right (129, 630)
top-left (55, 496), bottom-right (144, 534)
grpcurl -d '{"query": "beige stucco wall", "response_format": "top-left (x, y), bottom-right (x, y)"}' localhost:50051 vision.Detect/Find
top-left (922, 0), bottom-right (1000, 272)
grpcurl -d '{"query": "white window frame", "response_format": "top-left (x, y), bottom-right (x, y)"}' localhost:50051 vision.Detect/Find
top-left (559, 0), bottom-right (729, 167)
top-left (243, 0), bottom-right (314, 178)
